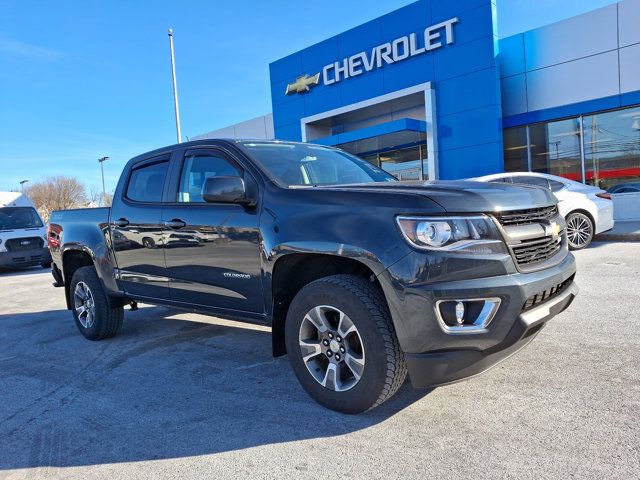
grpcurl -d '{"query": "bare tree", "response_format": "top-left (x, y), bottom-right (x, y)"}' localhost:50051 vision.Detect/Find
top-left (26, 176), bottom-right (88, 222)
top-left (88, 187), bottom-right (114, 208)
top-left (101, 192), bottom-right (114, 207)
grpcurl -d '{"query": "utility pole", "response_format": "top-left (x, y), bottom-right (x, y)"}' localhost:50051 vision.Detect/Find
top-left (168, 28), bottom-right (182, 143)
top-left (98, 156), bottom-right (109, 205)
top-left (19, 180), bottom-right (28, 192)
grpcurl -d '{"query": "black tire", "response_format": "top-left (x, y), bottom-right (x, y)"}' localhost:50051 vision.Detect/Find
top-left (41, 261), bottom-right (52, 269)
top-left (566, 211), bottom-right (594, 250)
top-left (285, 274), bottom-right (407, 414)
top-left (142, 237), bottom-right (156, 249)
top-left (70, 266), bottom-right (123, 341)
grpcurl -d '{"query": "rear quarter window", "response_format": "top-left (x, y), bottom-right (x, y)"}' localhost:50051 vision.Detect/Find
top-left (512, 176), bottom-right (550, 189)
top-left (548, 179), bottom-right (567, 192)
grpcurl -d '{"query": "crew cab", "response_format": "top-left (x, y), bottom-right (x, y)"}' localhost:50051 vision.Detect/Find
top-left (49, 140), bottom-right (578, 413)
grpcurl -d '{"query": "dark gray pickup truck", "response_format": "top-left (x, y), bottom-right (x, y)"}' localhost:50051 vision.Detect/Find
top-left (49, 139), bottom-right (578, 413)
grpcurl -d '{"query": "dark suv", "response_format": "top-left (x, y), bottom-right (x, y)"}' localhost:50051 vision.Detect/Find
top-left (48, 140), bottom-right (578, 413)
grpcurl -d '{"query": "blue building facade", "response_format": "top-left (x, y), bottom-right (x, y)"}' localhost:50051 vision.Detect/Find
top-left (269, 0), bottom-right (503, 180)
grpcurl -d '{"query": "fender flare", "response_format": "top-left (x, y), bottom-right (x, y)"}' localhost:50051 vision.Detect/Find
top-left (265, 241), bottom-right (411, 357)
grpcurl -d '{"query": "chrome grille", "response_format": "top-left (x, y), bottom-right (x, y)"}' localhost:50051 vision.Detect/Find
top-left (512, 235), bottom-right (562, 267)
top-left (523, 275), bottom-right (575, 311)
top-left (494, 206), bottom-right (558, 226)
top-left (4, 237), bottom-right (44, 252)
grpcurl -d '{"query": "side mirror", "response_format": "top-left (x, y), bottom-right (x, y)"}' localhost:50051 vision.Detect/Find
top-left (202, 176), bottom-right (254, 206)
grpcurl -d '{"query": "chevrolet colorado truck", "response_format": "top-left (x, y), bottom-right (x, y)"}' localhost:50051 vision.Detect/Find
top-left (49, 139), bottom-right (578, 413)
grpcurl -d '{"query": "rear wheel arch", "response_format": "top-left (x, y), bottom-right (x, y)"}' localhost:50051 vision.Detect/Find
top-left (269, 253), bottom-right (384, 357)
top-left (566, 208), bottom-right (595, 226)
top-left (62, 249), bottom-right (95, 309)
top-left (61, 248), bottom-right (127, 310)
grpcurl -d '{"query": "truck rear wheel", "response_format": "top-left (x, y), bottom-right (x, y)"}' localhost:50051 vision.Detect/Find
top-left (70, 266), bottom-right (123, 341)
top-left (284, 274), bottom-right (407, 413)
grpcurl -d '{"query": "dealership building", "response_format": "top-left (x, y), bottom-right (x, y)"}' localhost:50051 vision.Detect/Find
top-left (195, 0), bottom-right (640, 215)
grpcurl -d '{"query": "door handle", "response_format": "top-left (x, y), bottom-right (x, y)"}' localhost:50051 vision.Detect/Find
top-left (112, 218), bottom-right (129, 227)
top-left (164, 219), bottom-right (186, 229)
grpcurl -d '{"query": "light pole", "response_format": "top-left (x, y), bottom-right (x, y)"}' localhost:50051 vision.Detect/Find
top-left (98, 156), bottom-right (109, 205)
top-left (168, 28), bottom-right (182, 143)
top-left (19, 180), bottom-right (28, 192)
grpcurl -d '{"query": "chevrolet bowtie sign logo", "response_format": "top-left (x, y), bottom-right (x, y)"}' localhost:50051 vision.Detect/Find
top-left (285, 73), bottom-right (321, 95)
top-left (283, 17), bottom-right (459, 96)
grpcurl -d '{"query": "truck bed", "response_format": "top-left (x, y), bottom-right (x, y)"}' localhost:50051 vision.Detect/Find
top-left (49, 207), bottom-right (110, 225)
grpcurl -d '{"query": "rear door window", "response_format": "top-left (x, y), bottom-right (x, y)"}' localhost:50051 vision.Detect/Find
top-left (126, 160), bottom-right (169, 202)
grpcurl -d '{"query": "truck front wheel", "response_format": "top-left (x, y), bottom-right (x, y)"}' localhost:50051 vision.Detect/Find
top-left (284, 274), bottom-right (407, 413)
top-left (70, 266), bottom-right (123, 341)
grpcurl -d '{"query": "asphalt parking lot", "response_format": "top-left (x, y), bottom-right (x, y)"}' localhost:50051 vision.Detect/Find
top-left (0, 242), bottom-right (638, 479)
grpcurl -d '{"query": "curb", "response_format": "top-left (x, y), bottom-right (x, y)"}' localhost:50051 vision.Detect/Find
top-left (593, 221), bottom-right (640, 243)
top-left (594, 233), bottom-right (640, 242)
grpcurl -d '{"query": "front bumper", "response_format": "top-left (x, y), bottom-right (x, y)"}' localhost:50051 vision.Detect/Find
top-left (404, 281), bottom-right (578, 387)
top-left (378, 249), bottom-right (577, 388)
top-left (0, 248), bottom-right (51, 269)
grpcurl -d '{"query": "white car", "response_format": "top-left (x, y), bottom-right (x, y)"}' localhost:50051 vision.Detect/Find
top-left (471, 172), bottom-right (615, 250)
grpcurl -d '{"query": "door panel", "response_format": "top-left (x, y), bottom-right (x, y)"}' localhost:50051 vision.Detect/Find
top-left (162, 148), bottom-right (263, 313)
top-left (111, 158), bottom-right (170, 299)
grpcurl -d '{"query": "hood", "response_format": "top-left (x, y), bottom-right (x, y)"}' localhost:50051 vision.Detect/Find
top-left (315, 180), bottom-right (557, 213)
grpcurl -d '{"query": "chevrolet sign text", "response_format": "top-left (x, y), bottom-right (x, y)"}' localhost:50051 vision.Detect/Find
top-left (323, 17), bottom-right (459, 86)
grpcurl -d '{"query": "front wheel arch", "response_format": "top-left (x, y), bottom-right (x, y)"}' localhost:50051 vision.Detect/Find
top-left (270, 253), bottom-right (383, 358)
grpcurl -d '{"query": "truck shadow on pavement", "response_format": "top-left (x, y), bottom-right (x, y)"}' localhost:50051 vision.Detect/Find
top-left (0, 306), bottom-right (432, 470)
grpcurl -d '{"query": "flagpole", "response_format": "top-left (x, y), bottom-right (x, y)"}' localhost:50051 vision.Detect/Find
top-left (168, 28), bottom-right (182, 143)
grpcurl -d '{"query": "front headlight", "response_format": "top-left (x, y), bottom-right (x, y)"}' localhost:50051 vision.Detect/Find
top-left (396, 215), bottom-right (508, 254)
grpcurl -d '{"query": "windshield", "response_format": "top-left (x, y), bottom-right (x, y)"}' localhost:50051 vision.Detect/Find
top-left (0, 207), bottom-right (44, 230)
top-left (239, 142), bottom-right (397, 186)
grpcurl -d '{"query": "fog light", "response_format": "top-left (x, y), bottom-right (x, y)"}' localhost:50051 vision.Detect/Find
top-left (455, 302), bottom-right (465, 325)
top-left (436, 298), bottom-right (501, 334)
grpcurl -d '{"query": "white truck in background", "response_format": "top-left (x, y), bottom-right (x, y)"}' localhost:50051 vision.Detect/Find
top-left (0, 192), bottom-right (51, 270)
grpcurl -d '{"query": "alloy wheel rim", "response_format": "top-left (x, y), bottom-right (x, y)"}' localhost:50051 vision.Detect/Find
top-left (298, 305), bottom-right (365, 392)
top-left (566, 215), bottom-right (592, 248)
top-left (74, 281), bottom-right (96, 328)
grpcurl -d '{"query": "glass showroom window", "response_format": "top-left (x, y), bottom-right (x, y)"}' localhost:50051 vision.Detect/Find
top-left (583, 106), bottom-right (640, 191)
top-left (529, 118), bottom-right (583, 181)
top-left (503, 126), bottom-right (529, 172)
top-left (379, 145), bottom-right (424, 181)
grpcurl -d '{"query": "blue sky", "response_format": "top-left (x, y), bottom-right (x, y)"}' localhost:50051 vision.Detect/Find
top-left (0, 0), bottom-right (617, 193)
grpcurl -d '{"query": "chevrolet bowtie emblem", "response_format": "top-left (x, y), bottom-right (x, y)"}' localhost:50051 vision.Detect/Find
top-left (285, 73), bottom-right (320, 95)
top-left (546, 222), bottom-right (561, 237)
